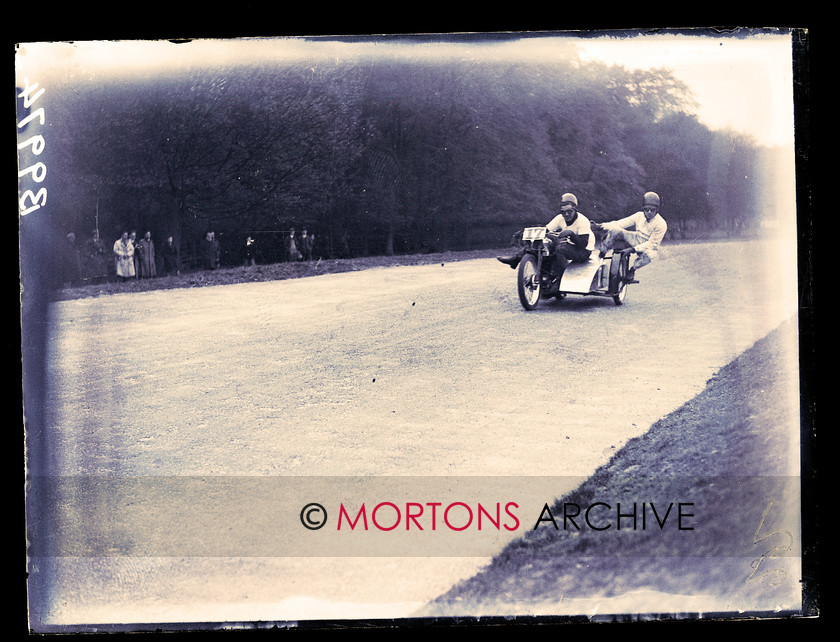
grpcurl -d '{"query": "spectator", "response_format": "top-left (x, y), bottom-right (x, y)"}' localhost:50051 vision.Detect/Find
top-left (129, 230), bottom-right (139, 278)
top-left (243, 236), bottom-right (257, 267)
top-left (285, 228), bottom-right (302, 262)
top-left (136, 230), bottom-right (157, 278)
top-left (84, 229), bottom-right (108, 281)
top-left (300, 229), bottom-right (314, 261)
top-left (60, 232), bottom-right (82, 287)
top-left (202, 230), bottom-right (220, 270)
top-left (113, 231), bottom-right (135, 281)
top-left (160, 236), bottom-right (180, 276)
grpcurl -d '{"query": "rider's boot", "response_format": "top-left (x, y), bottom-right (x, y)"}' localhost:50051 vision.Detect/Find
top-left (551, 256), bottom-right (568, 280)
top-left (496, 251), bottom-right (524, 269)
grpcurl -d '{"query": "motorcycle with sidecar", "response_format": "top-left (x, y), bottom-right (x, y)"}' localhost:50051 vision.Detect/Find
top-left (511, 226), bottom-right (637, 310)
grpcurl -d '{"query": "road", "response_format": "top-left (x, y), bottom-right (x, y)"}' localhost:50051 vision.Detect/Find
top-left (30, 239), bottom-right (800, 626)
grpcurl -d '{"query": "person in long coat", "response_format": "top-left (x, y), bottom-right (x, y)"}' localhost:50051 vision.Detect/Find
top-left (84, 230), bottom-right (109, 280)
top-left (60, 232), bottom-right (82, 286)
top-left (113, 231), bottom-right (135, 280)
top-left (300, 229), bottom-right (314, 261)
top-left (160, 236), bottom-right (180, 275)
top-left (129, 230), bottom-right (140, 277)
top-left (201, 231), bottom-right (220, 269)
top-left (136, 230), bottom-right (157, 278)
top-left (285, 229), bottom-right (301, 262)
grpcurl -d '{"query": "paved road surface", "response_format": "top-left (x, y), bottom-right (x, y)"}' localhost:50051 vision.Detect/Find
top-left (30, 239), bottom-right (800, 626)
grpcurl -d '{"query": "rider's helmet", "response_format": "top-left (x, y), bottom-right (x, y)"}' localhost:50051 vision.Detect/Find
top-left (560, 193), bottom-right (579, 224)
top-left (561, 193), bottom-right (579, 209)
top-left (643, 191), bottom-right (661, 210)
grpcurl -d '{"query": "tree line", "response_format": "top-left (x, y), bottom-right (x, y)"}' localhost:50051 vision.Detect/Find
top-left (31, 42), bottom-right (789, 268)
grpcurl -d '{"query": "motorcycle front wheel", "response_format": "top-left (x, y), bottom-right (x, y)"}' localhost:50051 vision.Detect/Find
top-left (517, 253), bottom-right (542, 310)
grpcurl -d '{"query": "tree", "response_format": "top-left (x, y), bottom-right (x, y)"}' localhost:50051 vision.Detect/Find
top-left (706, 130), bottom-right (761, 234)
top-left (37, 40), bottom-right (771, 266)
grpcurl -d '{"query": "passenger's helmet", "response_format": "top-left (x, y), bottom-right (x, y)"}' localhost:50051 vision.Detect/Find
top-left (560, 193), bottom-right (578, 209)
top-left (643, 192), bottom-right (661, 210)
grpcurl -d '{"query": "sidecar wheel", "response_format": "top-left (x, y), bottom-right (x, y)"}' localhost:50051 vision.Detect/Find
top-left (517, 254), bottom-right (541, 310)
top-left (609, 252), bottom-right (629, 306)
top-left (613, 287), bottom-right (627, 305)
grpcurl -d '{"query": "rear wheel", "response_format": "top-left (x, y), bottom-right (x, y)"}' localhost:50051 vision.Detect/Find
top-left (517, 253), bottom-right (542, 310)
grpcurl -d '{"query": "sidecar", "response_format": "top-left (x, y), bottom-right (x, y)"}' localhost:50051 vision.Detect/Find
top-left (514, 227), bottom-right (636, 311)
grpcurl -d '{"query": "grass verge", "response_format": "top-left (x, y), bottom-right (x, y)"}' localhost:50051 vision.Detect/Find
top-left (419, 318), bottom-right (804, 620)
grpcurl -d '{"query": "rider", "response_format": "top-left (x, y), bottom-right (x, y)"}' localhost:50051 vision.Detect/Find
top-left (591, 191), bottom-right (668, 278)
top-left (497, 193), bottom-right (595, 277)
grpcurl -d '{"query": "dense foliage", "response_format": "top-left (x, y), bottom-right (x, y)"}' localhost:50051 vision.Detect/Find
top-left (26, 40), bottom-right (789, 269)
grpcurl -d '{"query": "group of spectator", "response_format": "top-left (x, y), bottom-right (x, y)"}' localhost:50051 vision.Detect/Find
top-left (56, 227), bottom-right (318, 288)
top-left (239, 228), bottom-right (317, 267)
top-left (282, 228), bottom-right (316, 263)
top-left (112, 230), bottom-right (181, 281)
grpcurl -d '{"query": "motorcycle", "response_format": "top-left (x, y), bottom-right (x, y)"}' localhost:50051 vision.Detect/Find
top-left (511, 226), bottom-right (637, 310)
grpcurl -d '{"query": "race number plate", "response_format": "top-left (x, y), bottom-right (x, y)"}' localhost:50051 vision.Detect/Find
top-left (522, 227), bottom-right (547, 241)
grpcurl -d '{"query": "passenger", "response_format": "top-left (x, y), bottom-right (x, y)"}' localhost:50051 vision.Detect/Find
top-left (591, 191), bottom-right (667, 279)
